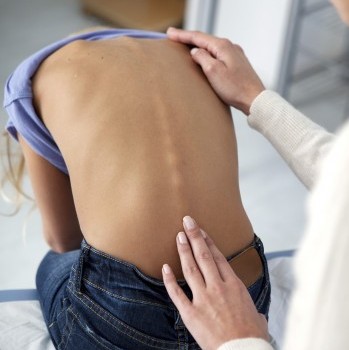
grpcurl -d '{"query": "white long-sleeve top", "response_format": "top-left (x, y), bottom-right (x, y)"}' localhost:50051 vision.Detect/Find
top-left (218, 90), bottom-right (349, 350)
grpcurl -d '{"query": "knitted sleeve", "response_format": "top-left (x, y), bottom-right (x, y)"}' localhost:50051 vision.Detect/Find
top-left (248, 90), bottom-right (334, 189)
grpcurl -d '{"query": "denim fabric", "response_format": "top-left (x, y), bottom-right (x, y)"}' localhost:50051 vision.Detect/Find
top-left (36, 235), bottom-right (271, 349)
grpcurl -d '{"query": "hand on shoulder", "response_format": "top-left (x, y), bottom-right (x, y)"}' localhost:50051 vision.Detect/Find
top-left (167, 28), bottom-right (265, 115)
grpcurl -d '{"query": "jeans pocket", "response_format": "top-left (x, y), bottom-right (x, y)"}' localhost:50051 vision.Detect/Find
top-left (68, 290), bottom-right (181, 350)
top-left (64, 314), bottom-right (125, 350)
top-left (49, 304), bottom-right (76, 350)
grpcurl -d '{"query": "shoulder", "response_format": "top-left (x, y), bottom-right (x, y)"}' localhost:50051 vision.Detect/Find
top-left (31, 39), bottom-right (91, 120)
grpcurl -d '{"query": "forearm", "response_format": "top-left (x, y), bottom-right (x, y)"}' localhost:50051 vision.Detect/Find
top-left (248, 90), bottom-right (335, 189)
top-left (17, 136), bottom-right (83, 252)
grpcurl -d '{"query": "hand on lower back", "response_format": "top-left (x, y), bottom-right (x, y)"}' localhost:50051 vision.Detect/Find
top-left (162, 216), bottom-right (269, 350)
top-left (167, 28), bottom-right (265, 115)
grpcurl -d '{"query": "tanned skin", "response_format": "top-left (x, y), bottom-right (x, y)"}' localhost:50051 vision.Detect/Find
top-left (22, 36), bottom-right (258, 281)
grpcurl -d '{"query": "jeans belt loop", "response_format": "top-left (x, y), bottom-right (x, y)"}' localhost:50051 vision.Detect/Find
top-left (75, 241), bottom-right (90, 293)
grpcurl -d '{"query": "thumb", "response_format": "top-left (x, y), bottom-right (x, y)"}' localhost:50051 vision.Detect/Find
top-left (190, 48), bottom-right (222, 76)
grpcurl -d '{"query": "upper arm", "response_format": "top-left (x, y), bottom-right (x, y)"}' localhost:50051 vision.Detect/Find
top-left (18, 134), bottom-right (83, 252)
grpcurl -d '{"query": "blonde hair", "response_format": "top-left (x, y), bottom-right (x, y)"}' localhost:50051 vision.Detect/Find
top-left (0, 131), bottom-right (34, 216)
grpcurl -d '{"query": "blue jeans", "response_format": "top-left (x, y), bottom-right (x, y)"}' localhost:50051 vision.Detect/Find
top-left (36, 235), bottom-right (271, 349)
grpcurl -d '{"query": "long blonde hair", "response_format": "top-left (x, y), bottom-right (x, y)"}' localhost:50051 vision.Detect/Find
top-left (0, 131), bottom-right (34, 215)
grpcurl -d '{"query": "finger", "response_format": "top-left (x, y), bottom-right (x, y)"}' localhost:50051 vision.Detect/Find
top-left (201, 230), bottom-right (237, 282)
top-left (167, 28), bottom-right (225, 58)
top-left (162, 263), bottom-right (192, 313)
top-left (182, 216), bottom-right (222, 284)
top-left (176, 231), bottom-right (206, 290)
top-left (190, 48), bottom-right (225, 76)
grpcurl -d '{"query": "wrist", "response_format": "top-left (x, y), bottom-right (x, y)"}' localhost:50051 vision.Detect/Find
top-left (239, 87), bottom-right (265, 116)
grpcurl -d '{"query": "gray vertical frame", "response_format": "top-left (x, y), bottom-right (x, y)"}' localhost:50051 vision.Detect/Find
top-left (206, 0), bottom-right (219, 34)
top-left (276, 0), bottom-right (303, 97)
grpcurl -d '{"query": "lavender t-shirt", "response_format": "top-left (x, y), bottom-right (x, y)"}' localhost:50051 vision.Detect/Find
top-left (3, 29), bottom-right (166, 175)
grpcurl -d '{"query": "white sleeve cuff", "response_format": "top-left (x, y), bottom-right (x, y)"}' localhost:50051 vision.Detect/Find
top-left (217, 338), bottom-right (274, 350)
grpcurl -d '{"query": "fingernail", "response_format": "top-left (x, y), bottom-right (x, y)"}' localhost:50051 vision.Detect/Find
top-left (191, 48), bottom-right (199, 55)
top-left (183, 216), bottom-right (196, 230)
top-left (163, 264), bottom-right (171, 274)
top-left (200, 229), bottom-right (207, 239)
top-left (178, 231), bottom-right (188, 244)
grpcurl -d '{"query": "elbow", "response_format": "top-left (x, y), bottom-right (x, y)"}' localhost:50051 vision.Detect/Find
top-left (49, 242), bottom-right (75, 253)
top-left (45, 229), bottom-right (83, 253)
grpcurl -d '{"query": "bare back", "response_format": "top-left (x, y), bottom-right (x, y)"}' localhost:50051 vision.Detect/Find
top-left (32, 37), bottom-right (254, 278)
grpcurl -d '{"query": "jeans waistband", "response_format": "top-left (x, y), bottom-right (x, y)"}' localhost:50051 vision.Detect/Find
top-left (70, 239), bottom-right (187, 309)
top-left (71, 234), bottom-right (265, 293)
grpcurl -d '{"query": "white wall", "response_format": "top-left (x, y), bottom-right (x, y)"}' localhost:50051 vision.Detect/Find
top-left (185, 0), bottom-right (294, 89)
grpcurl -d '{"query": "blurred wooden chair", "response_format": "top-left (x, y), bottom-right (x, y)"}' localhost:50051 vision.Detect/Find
top-left (81, 0), bottom-right (185, 32)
